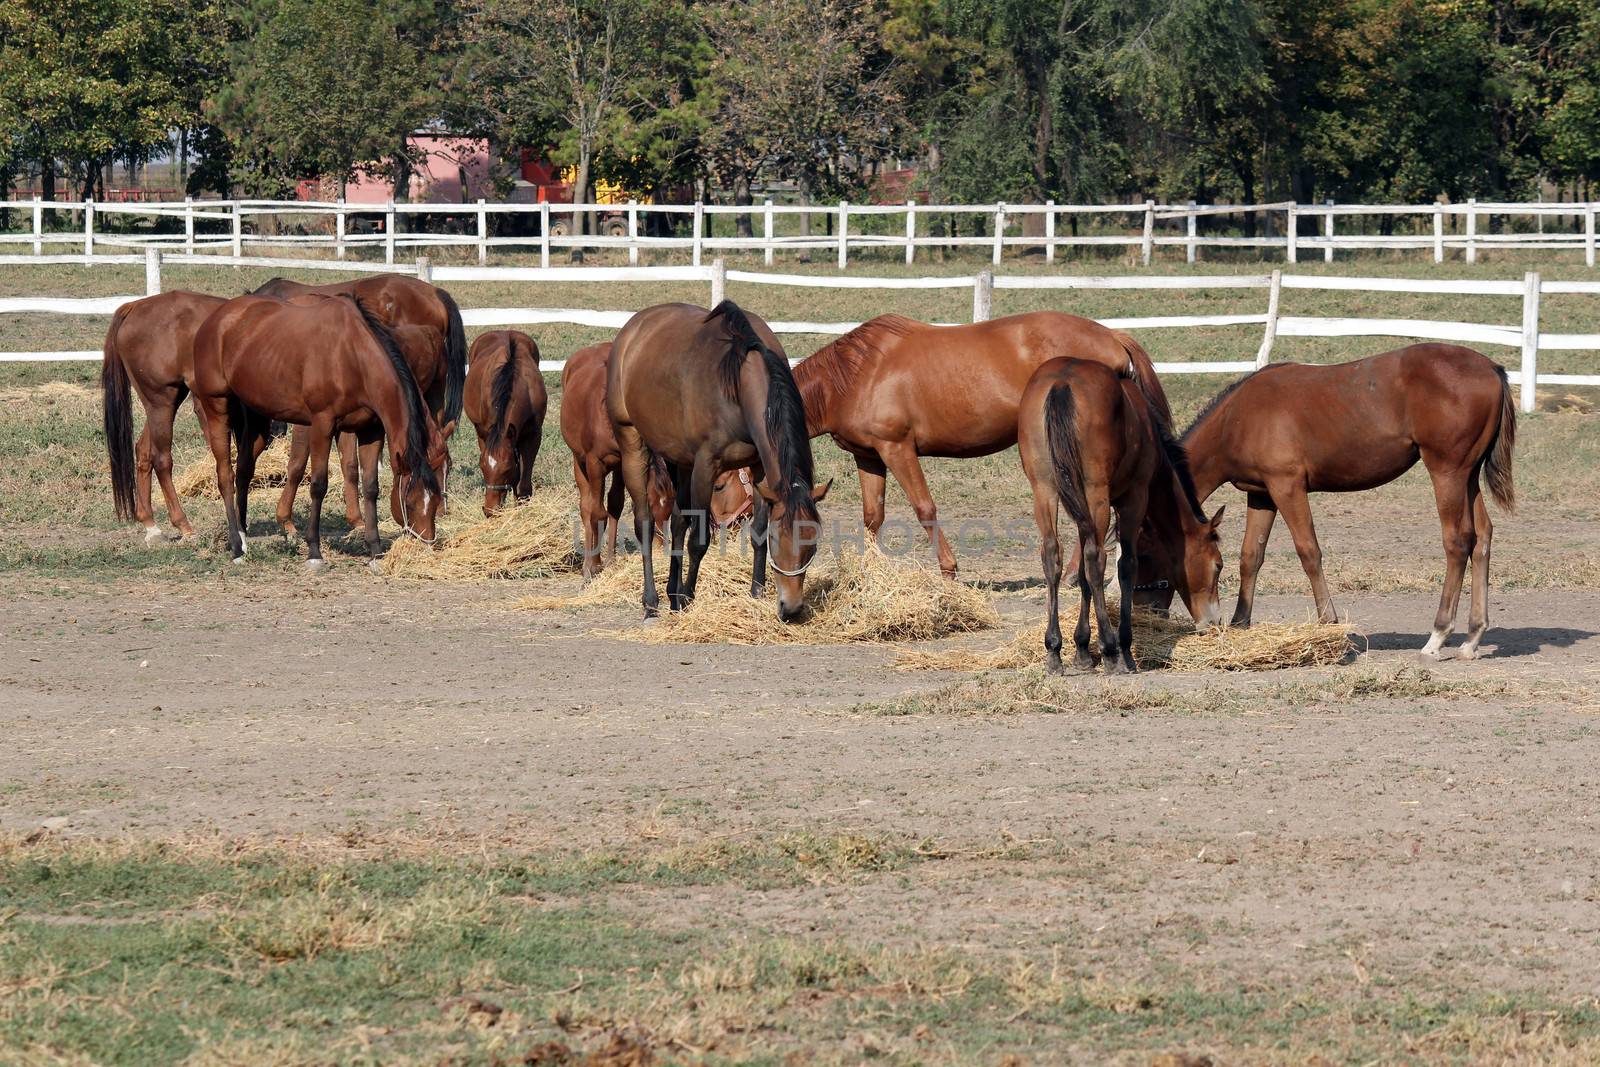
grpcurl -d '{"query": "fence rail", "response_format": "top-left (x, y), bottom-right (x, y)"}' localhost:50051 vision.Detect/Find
top-left (1, 250), bottom-right (1597, 412)
top-left (5, 195), bottom-right (1600, 268)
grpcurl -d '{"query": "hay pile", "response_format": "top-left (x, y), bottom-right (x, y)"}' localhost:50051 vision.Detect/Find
top-left (603, 545), bottom-right (999, 646)
top-left (894, 609), bottom-right (1355, 673)
top-left (176, 436), bottom-right (305, 498)
top-left (381, 490), bottom-right (578, 580)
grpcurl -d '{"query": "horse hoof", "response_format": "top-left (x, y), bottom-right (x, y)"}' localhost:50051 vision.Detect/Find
top-left (142, 526), bottom-right (165, 546)
top-left (367, 559), bottom-right (384, 575)
top-left (304, 558), bottom-right (328, 574)
top-left (230, 555), bottom-right (246, 566)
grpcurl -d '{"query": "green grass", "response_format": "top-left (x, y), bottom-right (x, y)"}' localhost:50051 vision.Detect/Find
top-left (4, 834), bottom-right (1599, 1065)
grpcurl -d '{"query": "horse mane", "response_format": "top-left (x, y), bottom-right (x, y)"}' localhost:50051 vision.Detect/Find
top-left (705, 300), bottom-right (817, 519)
top-left (486, 336), bottom-right (521, 450)
top-left (1156, 421), bottom-right (1207, 523)
top-left (1182, 364), bottom-right (1286, 443)
top-left (792, 315), bottom-right (920, 420)
top-left (348, 295), bottom-right (438, 495)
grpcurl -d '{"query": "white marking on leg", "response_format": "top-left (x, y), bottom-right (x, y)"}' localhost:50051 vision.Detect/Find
top-left (1419, 629), bottom-right (1448, 658)
top-left (143, 525), bottom-right (164, 545)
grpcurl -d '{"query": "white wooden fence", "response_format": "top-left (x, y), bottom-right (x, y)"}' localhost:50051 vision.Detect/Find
top-left (2, 250), bottom-right (1597, 412)
top-left (4, 196), bottom-right (1600, 268)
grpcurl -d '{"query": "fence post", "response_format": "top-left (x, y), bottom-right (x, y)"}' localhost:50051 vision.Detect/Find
top-left (31, 197), bottom-right (41, 256)
top-left (477, 199), bottom-right (488, 266)
top-left (992, 202), bottom-right (1005, 265)
top-left (1140, 199), bottom-right (1155, 266)
top-left (710, 257), bottom-right (726, 307)
top-left (1586, 205), bottom-right (1595, 269)
top-left (84, 197), bottom-right (94, 257)
top-left (1323, 200), bottom-right (1334, 263)
top-left (231, 202), bottom-right (242, 260)
top-left (1044, 200), bottom-right (1055, 264)
top-left (627, 199), bottom-right (639, 266)
top-left (1185, 201), bottom-right (1198, 264)
top-left (905, 200), bottom-right (916, 266)
top-left (1433, 204), bottom-right (1444, 264)
top-left (183, 196), bottom-right (195, 255)
top-left (415, 255), bottom-right (432, 285)
top-left (1254, 269), bottom-right (1282, 368)
top-left (1465, 198), bottom-right (1478, 264)
top-left (539, 202), bottom-right (551, 269)
top-left (692, 201), bottom-right (704, 267)
top-left (384, 199), bottom-right (396, 265)
top-left (1520, 271), bottom-right (1540, 413)
top-left (335, 199), bottom-right (346, 260)
top-left (971, 269), bottom-right (993, 323)
top-left (1287, 204), bottom-right (1298, 263)
top-left (763, 199), bottom-right (775, 266)
top-left (145, 248), bottom-right (162, 295)
top-left (837, 200), bottom-right (849, 270)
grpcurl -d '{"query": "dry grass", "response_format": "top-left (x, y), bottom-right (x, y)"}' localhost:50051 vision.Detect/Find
top-left (603, 545), bottom-right (999, 646)
top-left (515, 541), bottom-right (752, 610)
top-left (894, 608), bottom-right (1355, 673)
top-left (175, 435), bottom-right (303, 498)
top-left (381, 489), bottom-right (578, 580)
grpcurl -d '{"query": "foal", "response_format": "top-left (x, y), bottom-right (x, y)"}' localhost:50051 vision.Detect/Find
top-left (463, 330), bottom-right (548, 516)
top-left (1019, 359), bottom-right (1224, 674)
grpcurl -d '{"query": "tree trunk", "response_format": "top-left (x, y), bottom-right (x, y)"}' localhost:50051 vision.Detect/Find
top-left (393, 135), bottom-right (413, 204)
top-left (572, 148), bottom-right (591, 264)
top-left (42, 157), bottom-right (56, 225)
top-left (797, 177), bottom-right (812, 264)
top-left (179, 127), bottom-right (189, 190)
top-left (734, 172), bottom-right (753, 239)
top-left (1239, 165), bottom-right (1257, 239)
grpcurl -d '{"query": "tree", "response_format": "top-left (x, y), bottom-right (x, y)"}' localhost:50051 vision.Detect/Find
top-left (0, 0), bottom-right (226, 201)
top-left (207, 0), bottom-right (437, 198)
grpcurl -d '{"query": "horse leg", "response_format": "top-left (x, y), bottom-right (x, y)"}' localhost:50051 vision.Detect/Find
top-left (1421, 465), bottom-right (1475, 658)
top-left (1113, 499), bottom-right (1145, 673)
top-left (516, 430), bottom-right (538, 501)
top-left (750, 488), bottom-right (770, 598)
top-left (615, 424), bottom-right (659, 618)
top-left (1071, 532), bottom-right (1097, 671)
top-left (1032, 484), bottom-right (1065, 674)
top-left (680, 455), bottom-right (718, 605)
top-left (1084, 497), bottom-right (1123, 672)
top-left (233, 415), bottom-right (268, 545)
top-left (358, 434), bottom-right (383, 568)
top-left (199, 397), bottom-right (245, 561)
top-left (1271, 480), bottom-right (1338, 624)
top-left (575, 459), bottom-right (606, 580)
top-left (855, 453), bottom-right (888, 543)
top-left (338, 431), bottom-right (362, 528)
top-left (303, 418), bottom-right (335, 572)
top-left (276, 425), bottom-right (311, 539)
top-left (879, 441), bottom-right (957, 576)
top-left (666, 464), bottom-right (692, 611)
top-left (1232, 491), bottom-right (1278, 628)
top-left (1462, 484), bottom-right (1493, 659)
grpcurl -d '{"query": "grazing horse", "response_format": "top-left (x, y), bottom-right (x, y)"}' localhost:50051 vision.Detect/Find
top-left (251, 273), bottom-right (466, 423)
top-left (1152, 344), bottom-right (1515, 658)
top-left (608, 301), bottom-right (831, 620)
top-left (791, 311), bottom-right (1168, 576)
top-left (463, 330), bottom-right (549, 516)
top-left (1019, 359), bottom-right (1224, 674)
top-left (275, 323), bottom-right (445, 538)
top-left (558, 342), bottom-right (673, 578)
top-left (192, 294), bottom-right (453, 568)
top-left (101, 291), bottom-right (226, 542)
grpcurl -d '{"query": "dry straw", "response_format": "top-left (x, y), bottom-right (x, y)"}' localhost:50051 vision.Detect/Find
top-left (894, 609), bottom-right (1354, 673)
top-left (600, 545), bottom-right (1000, 646)
top-left (515, 541), bottom-right (750, 610)
top-left (176, 436), bottom-right (304, 498)
top-left (381, 490), bottom-right (578, 580)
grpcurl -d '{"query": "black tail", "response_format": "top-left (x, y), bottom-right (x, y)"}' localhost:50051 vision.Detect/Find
top-left (437, 285), bottom-right (467, 425)
top-left (101, 306), bottom-right (138, 521)
top-left (349, 295), bottom-right (438, 495)
top-left (1043, 384), bottom-right (1090, 527)
top-left (1483, 364), bottom-right (1516, 511)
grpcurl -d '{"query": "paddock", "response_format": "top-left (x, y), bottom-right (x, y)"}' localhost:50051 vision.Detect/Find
top-left (3, 250), bottom-right (1600, 1063)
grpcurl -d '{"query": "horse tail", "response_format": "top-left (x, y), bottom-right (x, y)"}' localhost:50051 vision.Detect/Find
top-left (1043, 383), bottom-right (1090, 528)
top-left (1113, 331), bottom-right (1173, 433)
top-left (1483, 364), bottom-right (1516, 512)
top-left (101, 304), bottom-right (138, 521)
top-left (437, 285), bottom-right (467, 426)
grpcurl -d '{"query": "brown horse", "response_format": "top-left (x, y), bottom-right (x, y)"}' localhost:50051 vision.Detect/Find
top-left (463, 330), bottom-right (549, 516)
top-left (1155, 344), bottom-right (1515, 658)
top-left (275, 323), bottom-right (445, 537)
top-left (792, 311), bottom-right (1169, 576)
top-left (102, 291), bottom-right (226, 542)
top-left (193, 294), bottom-right (453, 568)
top-left (608, 301), bottom-right (830, 620)
top-left (558, 342), bottom-right (674, 578)
top-left (252, 273), bottom-right (465, 422)
top-left (1019, 359), bottom-right (1224, 674)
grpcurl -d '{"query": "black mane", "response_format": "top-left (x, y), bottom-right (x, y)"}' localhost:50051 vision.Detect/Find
top-left (349, 295), bottom-right (438, 495)
top-left (705, 300), bottom-right (817, 519)
top-left (1156, 421), bottom-right (1207, 523)
top-left (486, 337), bottom-right (521, 450)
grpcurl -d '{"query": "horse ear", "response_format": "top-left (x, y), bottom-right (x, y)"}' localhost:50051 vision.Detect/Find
top-left (755, 479), bottom-right (779, 504)
top-left (811, 477), bottom-right (833, 503)
top-left (1208, 505), bottom-right (1226, 529)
